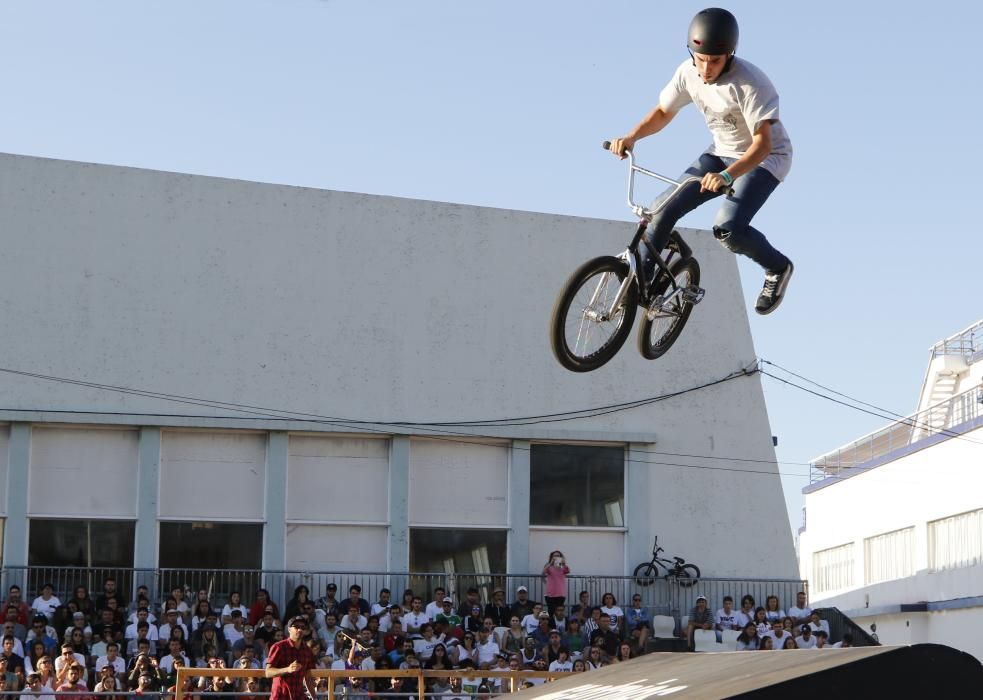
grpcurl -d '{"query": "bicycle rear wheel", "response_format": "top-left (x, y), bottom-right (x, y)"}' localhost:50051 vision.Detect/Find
top-left (637, 257), bottom-right (700, 360)
top-left (550, 256), bottom-right (638, 372)
top-left (676, 564), bottom-right (701, 587)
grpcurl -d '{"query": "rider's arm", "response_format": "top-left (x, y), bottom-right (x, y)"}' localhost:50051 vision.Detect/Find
top-left (611, 106), bottom-right (677, 155)
top-left (721, 120), bottom-right (773, 180)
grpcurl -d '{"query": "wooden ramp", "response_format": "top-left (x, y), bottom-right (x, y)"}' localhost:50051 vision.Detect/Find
top-left (514, 644), bottom-right (981, 699)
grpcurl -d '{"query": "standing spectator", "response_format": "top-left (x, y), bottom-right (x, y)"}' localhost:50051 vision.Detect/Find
top-left (248, 589), bottom-right (279, 627)
top-left (764, 595), bottom-right (785, 623)
top-left (4, 589), bottom-right (30, 628)
top-left (542, 551), bottom-right (570, 617)
top-left (511, 587), bottom-right (537, 621)
top-left (787, 591), bottom-right (812, 626)
top-left (735, 622), bottom-right (759, 651)
top-left (220, 592), bottom-right (248, 625)
top-left (95, 580), bottom-right (126, 614)
top-left (265, 617), bottom-right (316, 700)
top-left (684, 596), bottom-right (713, 650)
top-left (483, 588), bottom-right (510, 628)
top-left (29, 588), bottom-right (59, 625)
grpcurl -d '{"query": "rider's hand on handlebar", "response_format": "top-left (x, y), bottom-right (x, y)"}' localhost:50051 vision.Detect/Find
top-left (700, 172), bottom-right (729, 193)
top-left (608, 137), bottom-right (635, 159)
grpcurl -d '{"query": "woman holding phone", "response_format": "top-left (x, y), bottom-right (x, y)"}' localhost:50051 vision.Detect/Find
top-left (542, 550), bottom-right (570, 617)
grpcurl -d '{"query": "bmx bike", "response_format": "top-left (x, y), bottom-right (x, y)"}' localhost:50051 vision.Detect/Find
top-left (633, 535), bottom-right (701, 587)
top-left (550, 142), bottom-right (734, 372)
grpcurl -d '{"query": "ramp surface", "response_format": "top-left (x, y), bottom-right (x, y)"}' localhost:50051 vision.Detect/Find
top-left (514, 644), bottom-right (981, 698)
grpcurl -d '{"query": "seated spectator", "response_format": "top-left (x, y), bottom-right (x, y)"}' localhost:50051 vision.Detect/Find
top-left (528, 656), bottom-right (550, 684)
top-left (2, 625), bottom-right (24, 657)
top-left (52, 643), bottom-right (83, 676)
top-left (474, 627), bottom-right (500, 669)
top-left (317, 613), bottom-right (340, 653)
top-left (550, 603), bottom-right (570, 633)
top-left (281, 585), bottom-right (311, 626)
top-left (167, 588), bottom-right (190, 623)
top-left (5, 606), bottom-right (28, 642)
top-left (714, 596), bottom-right (740, 642)
top-left (95, 641), bottom-right (125, 674)
top-left (625, 595), bottom-right (649, 639)
top-left (768, 620), bottom-right (792, 649)
top-left (424, 588), bottom-right (449, 621)
top-left (64, 613), bottom-right (91, 647)
top-left (402, 598), bottom-right (429, 638)
top-left (24, 641), bottom-right (48, 676)
top-left (4, 588), bottom-right (30, 629)
top-left (30, 587), bottom-right (60, 626)
top-left (462, 605), bottom-right (484, 635)
top-left (220, 592), bottom-right (248, 626)
top-left (781, 636), bottom-right (798, 650)
top-left (414, 624), bottom-right (441, 662)
top-left (549, 647), bottom-right (573, 671)
top-left (565, 618), bottom-right (586, 659)
top-left (735, 622), bottom-right (759, 651)
top-left (521, 604), bottom-right (545, 636)
top-left (157, 639), bottom-right (189, 673)
top-left (124, 610), bottom-right (158, 644)
top-left (832, 632), bottom-right (853, 649)
top-left (88, 611), bottom-right (119, 646)
top-left (684, 596), bottom-right (713, 649)
top-left (92, 664), bottom-right (123, 700)
top-left (499, 615), bottom-right (525, 654)
top-left (752, 607), bottom-right (770, 637)
top-left (399, 589), bottom-right (416, 614)
top-left (734, 595), bottom-right (756, 628)
top-left (795, 625), bottom-right (817, 649)
top-left (423, 642), bottom-right (450, 670)
top-left (588, 614), bottom-right (620, 657)
top-left (814, 630), bottom-right (829, 648)
top-left (519, 637), bottom-right (540, 667)
top-left (511, 587), bottom-right (538, 621)
top-left (22, 672), bottom-right (53, 700)
top-left (378, 606), bottom-right (401, 634)
top-left (0, 656), bottom-right (20, 692)
top-left (452, 631), bottom-right (477, 665)
top-left (189, 600), bottom-right (213, 634)
top-left (758, 636), bottom-right (774, 650)
top-left (222, 610), bottom-right (246, 647)
top-left (435, 599), bottom-right (462, 630)
top-left (599, 593), bottom-right (625, 634)
top-left (126, 587), bottom-right (153, 618)
top-left (371, 589), bottom-right (393, 617)
top-left (585, 645), bottom-right (606, 670)
top-left (128, 640), bottom-right (154, 665)
top-left (253, 607), bottom-right (280, 645)
top-left (483, 588), bottom-right (510, 628)
top-left (807, 610), bottom-right (830, 637)
top-left (530, 612), bottom-right (552, 648)
top-left (54, 663), bottom-right (88, 698)
top-left (232, 624), bottom-right (262, 661)
top-left (248, 589), bottom-right (279, 626)
top-left (542, 629), bottom-right (565, 663)
top-left (339, 606), bottom-right (367, 633)
top-left (95, 580), bottom-right (126, 618)
top-left (787, 591), bottom-right (812, 626)
top-left (615, 641), bottom-right (635, 663)
top-left (156, 609), bottom-right (187, 653)
top-left (764, 595), bottom-right (785, 623)
top-left (68, 588), bottom-right (96, 625)
top-left (339, 585), bottom-right (371, 618)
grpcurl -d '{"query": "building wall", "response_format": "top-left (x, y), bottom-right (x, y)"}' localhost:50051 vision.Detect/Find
top-left (0, 153), bottom-right (796, 579)
top-left (848, 608), bottom-right (983, 663)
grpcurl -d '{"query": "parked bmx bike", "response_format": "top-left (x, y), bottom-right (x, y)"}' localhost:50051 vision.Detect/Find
top-left (550, 143), bottom-right (734, 372)
top-left (633, 535), bottom-right (701, 587)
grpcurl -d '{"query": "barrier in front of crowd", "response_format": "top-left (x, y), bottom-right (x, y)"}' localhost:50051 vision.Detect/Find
top-left (1, 565), bottom-right (806, 624)
top-left (174, 666), bottom-right (567, 699)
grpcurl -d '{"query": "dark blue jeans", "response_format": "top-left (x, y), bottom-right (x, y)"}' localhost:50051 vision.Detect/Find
top-left (644, 153), bottom-right (789, 274)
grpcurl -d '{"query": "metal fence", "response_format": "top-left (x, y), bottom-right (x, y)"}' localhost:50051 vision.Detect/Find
top-left (0, 565), bottom-right (806, 627)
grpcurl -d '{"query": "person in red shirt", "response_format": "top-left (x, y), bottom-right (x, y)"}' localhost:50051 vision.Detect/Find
top-left (264, 616), bottom-right (316, 700)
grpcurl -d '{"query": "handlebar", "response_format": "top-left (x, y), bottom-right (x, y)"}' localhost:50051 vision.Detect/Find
top-left (602, 141), bottom-right (735, 215)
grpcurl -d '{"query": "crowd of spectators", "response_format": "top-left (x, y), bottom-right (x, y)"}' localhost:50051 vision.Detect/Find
top-left (0, 577), bottom-right (848, 699)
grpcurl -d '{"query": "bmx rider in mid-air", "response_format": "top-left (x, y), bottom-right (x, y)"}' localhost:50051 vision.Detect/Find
top-left (608, 7), bottom-right (794, 315)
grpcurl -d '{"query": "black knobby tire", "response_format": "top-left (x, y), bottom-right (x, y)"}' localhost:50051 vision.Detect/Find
top-left (676, 564), bottom-right (701, 587)
top-left (633, 562), bottom-right (659, 586)
top-left (550, 256), bottom-right (638, 372)
top-left (637, 257), bottom-right (700, 360)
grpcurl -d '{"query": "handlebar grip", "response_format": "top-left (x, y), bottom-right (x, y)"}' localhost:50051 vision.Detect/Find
top-left (602, 141), bottom-right (612, 151)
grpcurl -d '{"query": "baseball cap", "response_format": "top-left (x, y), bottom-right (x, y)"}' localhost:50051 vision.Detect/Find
top-left (696, 595), bottom-right (707, 602)
top-left (287, 616), bottom-right (308, 628)
top-left (538, 611), bottom-right (549, 619)
top-left (517, 586), bottom-right (528, 593)
top-left (326, 583), bottom-right (337, 591)
top-left (442, 599), bottom-right (454, 606)
top-left (801, 624), bottom-right (811, 632)
top-left (73, 611), bottom-right (84, 619)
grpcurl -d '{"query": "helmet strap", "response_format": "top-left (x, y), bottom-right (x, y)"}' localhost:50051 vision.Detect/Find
top-left (688, 50), bottom-right (736, 80)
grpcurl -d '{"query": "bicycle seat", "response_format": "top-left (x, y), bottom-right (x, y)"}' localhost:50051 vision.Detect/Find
top-left (672, 556), bottom-right (685, 564)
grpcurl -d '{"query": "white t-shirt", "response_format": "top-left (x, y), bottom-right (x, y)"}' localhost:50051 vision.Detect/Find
top-left (658, 57), bottom-right (793, 181)
top-left (413, 637), bottom-right (439, 661)
top-left (95, 655), bottom-right (126, 674)
top-left (221, 604), bottom-right (248, 620)
top-left (795, 634), bottom-right (817, 649)
top-left (788, 606), bottom-right (812, 622)
top-left (809, 620), bottom-right (830, 636)
top-left (370, 602), bottom-right (391, 617)
top-left (403, 611), bottom-right (430, 636)
top-left (714, 608), bottom-right (739, 631)
top-left (549, 659), bottom-right (573, 672)
top-left (424, 601), bottom-right (445, 620)
top-left (600, 606), bottom-right (624, 628)
top-left (158, 653), bottom-right (189, 672)
top-left (223, 624), bottom-right (244, 645)
top-left (125, 622), bottom-right (159, 640)
top-left (53, 653), bottom-right (86, 673)
top-left (521, 614), bottom-right (540, 635)
top-left (31, 596), bottom-right (61, 620)
top-left (476, 639), bottom-right (500, 665)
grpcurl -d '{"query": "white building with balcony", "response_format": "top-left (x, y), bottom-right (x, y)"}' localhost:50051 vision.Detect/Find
top-left (799, 320), bottom-right (983, 661)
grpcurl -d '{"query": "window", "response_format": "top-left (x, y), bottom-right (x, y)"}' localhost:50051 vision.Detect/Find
top-left (928, 508), bottom-right (983, 572)
top-left (530, 444), bottom-right (624, 527)
top-left (864, 527), bottom-right (915, 585)
top-left (158, 522), bottom-right (263, 569)
top-left (29, 519), bottom-right (135, 567)
top-left (812, 543), bottom-right (854, 593)
top-left (409, 528), bottom-right (506, 599)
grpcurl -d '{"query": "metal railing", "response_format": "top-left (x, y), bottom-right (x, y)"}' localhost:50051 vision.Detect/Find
top-left (815, 606), bottom-right (879, 647)
top-left (810, 384), bottom-right (983, 482)
top-left (930, 319), bottom-right (983, 359)
top-left (0, 566), bottom-right (805, 633)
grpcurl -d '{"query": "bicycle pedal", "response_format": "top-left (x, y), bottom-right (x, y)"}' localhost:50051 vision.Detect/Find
top-left (682, 285), bottom-right (705, 304)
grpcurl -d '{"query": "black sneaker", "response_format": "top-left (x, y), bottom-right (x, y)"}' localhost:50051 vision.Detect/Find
top-left (755, 262), bottom-right (794, 315)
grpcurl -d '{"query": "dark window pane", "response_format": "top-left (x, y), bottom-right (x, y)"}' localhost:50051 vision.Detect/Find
top-left (28, 519), bottom-right (134, 567)
top-left (410, 528), bottom-right (506, 598)
top-left (530, 445), bottom-right (624, 527)
top-left (158, 522), bottom-right (263, 569)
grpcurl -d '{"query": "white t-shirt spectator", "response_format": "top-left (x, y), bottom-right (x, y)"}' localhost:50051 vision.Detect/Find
top-left (53, 652), bottom-right (86, 674)
top-left (476, 639), bottom-right (500, 666)
top-left (413, 637), bottom-right (439, 661)
top-left (157, 621), bottom-right (188, 642)
top-left (714, 608), bottom-right (739, 631)
top-left (734, 610), bottom-right (754, 629)
top-left (600, 605), bottom-right (624, 629)
top-left (521, 614), bottom-right (540, 635)
top-left (424, 601), bottom-right (445, 620)
top-left (809, 620), bottom-right (830, 636)
top-left (403, 612), bottom-right (430, 637)
top-left (769, 630), bottom-right (793, 649)
top-left (31, 596), bottom-right (61, 621)
top-left (223, 624), bottom-right (244, 646)
top-left (339, 614), bottom-right (368, 632)
top-left (788, 605), bottom-right (812, 622)
top-left (95, 655), bottom-right (126, 674)
top-left (795, 634), bottom-right (817, 649)
top-left (549, 659), bottom-right (573, 672)
top-left (125, 622), bottom-right (159, 641)
top-left (158, 653), bottom-right (189, 673)
top-left (221, 604), bottom-right (248, 621)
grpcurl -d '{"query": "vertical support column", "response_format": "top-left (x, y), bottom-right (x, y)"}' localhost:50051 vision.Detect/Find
top-left (264, 432), bottom-right (289, 572)
top-left (133, 427), bottom-right (161, 592)
top-left (388, 436), bottom-right (410, 573)
top-left (508, 440), bottom-right (530, 574)
top-left (626, 443), bottom-right (652, 576)
top-left (3, 424), bottom-right (31, 571)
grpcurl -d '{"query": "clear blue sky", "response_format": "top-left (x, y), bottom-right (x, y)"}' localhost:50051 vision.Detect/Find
top-left (3, 0), bottom-right (981, 540)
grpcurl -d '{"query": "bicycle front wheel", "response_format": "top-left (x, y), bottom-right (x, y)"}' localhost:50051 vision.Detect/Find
top-left (637, 257), bottom-right (700, 360)
top-left (632, 562), bottom-right (659, 587)
top-left (550, 256), bottom-right (638, 372)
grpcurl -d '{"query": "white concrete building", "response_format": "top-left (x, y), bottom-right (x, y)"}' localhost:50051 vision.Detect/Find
top-left (800, 320), bottom-right (983, 661)
top-left (0, 152), bottom-right (796, 589)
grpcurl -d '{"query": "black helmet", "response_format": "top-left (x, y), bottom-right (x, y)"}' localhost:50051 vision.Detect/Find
top-left (687, 8), bottom-right (739, 56)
